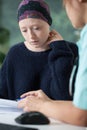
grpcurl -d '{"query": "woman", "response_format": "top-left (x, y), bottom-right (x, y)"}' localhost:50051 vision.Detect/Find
top-left (18, 0), bottom-right (87, 126)
top-left (0, 0), bottom-right (77, 100)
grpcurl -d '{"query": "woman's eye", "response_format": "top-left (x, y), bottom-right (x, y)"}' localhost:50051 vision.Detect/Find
top-left (22, 30), bottom-right (27, 32)
top-left (33, 27), bottom-right (39, 30)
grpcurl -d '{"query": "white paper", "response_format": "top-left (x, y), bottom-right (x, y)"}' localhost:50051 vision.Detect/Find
top-left (0, 99), bottom-right (23, 113)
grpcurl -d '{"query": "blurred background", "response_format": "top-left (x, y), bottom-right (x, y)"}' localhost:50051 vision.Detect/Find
top-left (0, 0), bottom-right (80, 67)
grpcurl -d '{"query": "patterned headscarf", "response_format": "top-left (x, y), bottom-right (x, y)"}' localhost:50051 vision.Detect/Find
top-left (17, 0), bottom-right (52, 25)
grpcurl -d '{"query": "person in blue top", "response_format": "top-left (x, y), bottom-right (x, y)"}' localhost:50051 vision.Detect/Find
top-left (0, 0), bottom-right (78, 100)
top-left (18, 0), bottom-right (87, 126)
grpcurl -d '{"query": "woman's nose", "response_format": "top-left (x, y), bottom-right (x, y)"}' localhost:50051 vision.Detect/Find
top-left (28, 29), bottom-right (35, 38)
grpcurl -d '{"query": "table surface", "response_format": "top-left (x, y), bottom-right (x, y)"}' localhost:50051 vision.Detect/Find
top-left (0, 112), bottom-right (86, 130)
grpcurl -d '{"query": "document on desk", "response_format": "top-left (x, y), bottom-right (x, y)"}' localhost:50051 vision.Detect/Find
top-left (0, 99), bottom-right (23, 114)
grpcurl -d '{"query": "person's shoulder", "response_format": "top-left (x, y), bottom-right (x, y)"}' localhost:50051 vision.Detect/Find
top-left (5, 42), bottom-right (24, 60)
top-left (7, 42), bottom-right (24, 54)
top-left (1, 42), bottom-right (24, 65)
top-left (10, 42), bottom-right (24, 51)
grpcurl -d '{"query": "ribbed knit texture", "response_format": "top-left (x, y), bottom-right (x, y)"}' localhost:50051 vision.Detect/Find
top-left (0, 41), bottom-right (78, 100)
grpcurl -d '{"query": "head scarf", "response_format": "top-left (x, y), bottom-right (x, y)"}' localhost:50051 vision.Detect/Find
top-left (17, 0), bottom-right (52, 25)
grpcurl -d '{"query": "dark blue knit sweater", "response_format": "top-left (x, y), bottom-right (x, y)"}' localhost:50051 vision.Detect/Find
top-left (0, 40), bottom-right (78, 100)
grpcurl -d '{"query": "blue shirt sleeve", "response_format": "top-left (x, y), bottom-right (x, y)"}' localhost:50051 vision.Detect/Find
top-left (73, 24), bottom-right (87, 110)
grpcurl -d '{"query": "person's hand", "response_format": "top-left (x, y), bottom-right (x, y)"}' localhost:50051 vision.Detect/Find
top-left (20, 89), bottom-right (43, 98)
top-left (47, 30), bottom-right (63, 44)
top-left (17, 90), bottom-right (51, 112)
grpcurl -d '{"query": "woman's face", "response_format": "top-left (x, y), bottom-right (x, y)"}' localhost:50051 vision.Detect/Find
top-left (63, 0), bottom-right (85, 29)
top-left (19, 18), bottom-right (50, 52)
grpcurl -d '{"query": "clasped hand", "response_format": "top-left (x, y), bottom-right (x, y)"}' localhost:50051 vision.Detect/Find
top-left (17, 90), bottom-right (51, 112)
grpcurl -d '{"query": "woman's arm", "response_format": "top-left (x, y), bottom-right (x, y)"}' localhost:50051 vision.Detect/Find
top-left (18, 90), bottom-right (87, 126)
top-left (48, 38), bottom-right (78, 100)
top-left (41, 99), bottom-right (87, 126)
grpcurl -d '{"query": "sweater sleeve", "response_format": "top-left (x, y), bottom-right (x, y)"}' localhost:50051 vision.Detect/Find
top-left (48, 40), bottom-right (78, 100)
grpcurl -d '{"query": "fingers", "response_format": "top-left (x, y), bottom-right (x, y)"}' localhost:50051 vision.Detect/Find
top-left (50, 30), bottom-right (58, 36)
top-left (17, 96), bottom-right (41, 112)
top-left (20, 92), bottom-right (31, 98)
top-left (47, 30), bottom-right (63, 44)
top-left (18, 96), bottom-right (31, 109)
top-left (17, 99), bottom-right (25, 109)
top-left (20, 92), bottom-right (35, 98)
top-left (17, 90), bottom-right (51, 112)
top-left (23, 106), bottom-right (30, 112)
top-left (20, 90), bottom-right (42, 98)
top-left (50, 30), bottom-right (63, 40)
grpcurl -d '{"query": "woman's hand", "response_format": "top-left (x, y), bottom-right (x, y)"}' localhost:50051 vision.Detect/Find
top-left (18, 90), bottom-right (51, 112)
top-left (47, 30), bottom-right (63, 44)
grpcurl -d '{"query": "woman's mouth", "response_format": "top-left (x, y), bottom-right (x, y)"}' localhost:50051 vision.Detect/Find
top-left (30, 41), bottom-right (39, 45)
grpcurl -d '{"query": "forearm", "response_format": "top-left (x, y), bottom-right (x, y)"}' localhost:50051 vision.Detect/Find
top-left (40, 100), bottom-right (87, 126)
top-left (18, 90), bottom-right (87, 126)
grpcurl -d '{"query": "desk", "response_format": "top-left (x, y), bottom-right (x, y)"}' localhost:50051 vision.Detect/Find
top-left (0, 113), bottom-right (86, 130)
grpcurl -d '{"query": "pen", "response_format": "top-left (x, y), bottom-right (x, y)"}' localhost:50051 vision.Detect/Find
top-left (16, 98), bottom-right (24, 101)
